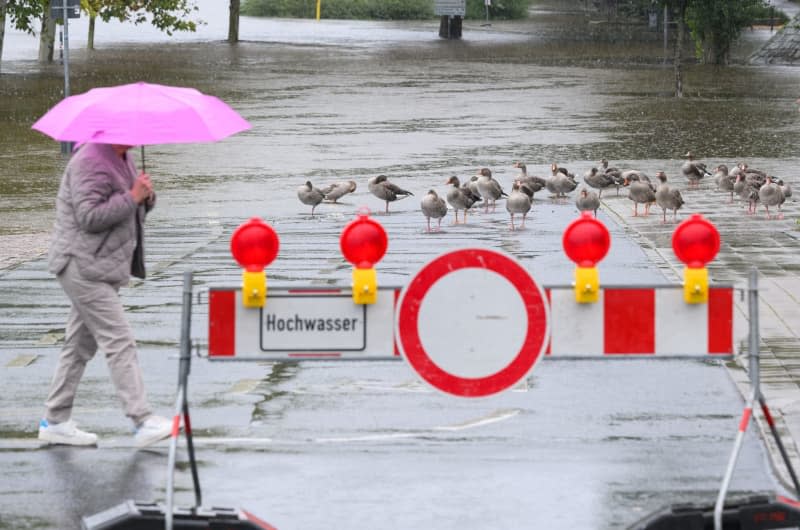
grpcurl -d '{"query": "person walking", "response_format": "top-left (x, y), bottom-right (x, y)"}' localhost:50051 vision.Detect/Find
top-left (38, 142), bottom-right (173, 448)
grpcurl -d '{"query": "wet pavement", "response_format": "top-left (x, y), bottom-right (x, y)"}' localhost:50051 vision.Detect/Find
top-left (2, 1), bottom-right (800, 529)
top-left (597, 169), bottom-right (800, 494)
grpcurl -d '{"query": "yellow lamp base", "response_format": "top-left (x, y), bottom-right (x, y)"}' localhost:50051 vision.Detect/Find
top-left (574, 266), bottom-right (600, 304)
top-left (242, 270), bottom-right (267, 308)
top-left (683, 266), bottom-right (708, 304)
top-left (352, 267), bottom-right (377, 305)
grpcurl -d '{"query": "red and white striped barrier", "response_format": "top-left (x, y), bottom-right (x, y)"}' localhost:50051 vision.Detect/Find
top-left (546, 285), bottom-right (734, 356)
top-left (207, 284), bottom-right (735, 360)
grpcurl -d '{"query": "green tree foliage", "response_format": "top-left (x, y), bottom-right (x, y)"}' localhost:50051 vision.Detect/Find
top-left (97, 0), bottom-right (200, 36)
top-left (5, 0), bottom-right (199, 36)
top-left (684, 0), bottom-right (768, 65)
top-left (4, 0), bottom-right (44, 33)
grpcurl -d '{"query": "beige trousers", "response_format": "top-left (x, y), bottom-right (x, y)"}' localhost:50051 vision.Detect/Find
top-left (44, 260), bottom-right (151, 426)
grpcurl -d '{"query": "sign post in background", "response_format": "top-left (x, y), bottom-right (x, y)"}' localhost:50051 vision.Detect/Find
top-left (50, 0), bottom-right (80, 155)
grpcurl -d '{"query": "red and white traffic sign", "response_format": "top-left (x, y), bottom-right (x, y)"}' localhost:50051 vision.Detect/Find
top-left (395, 248), bottom-right (549, 398)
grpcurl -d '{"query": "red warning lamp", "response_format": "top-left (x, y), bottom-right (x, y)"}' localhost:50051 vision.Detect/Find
top-left (672, 214), bottom-right (720, 304)
top-left (672, 214), bottom-right (720, 268)
top-left (562, 212), bottom-right (611, 303)
top-left (230, 217), bottom-right (280, 308)
top-left (340, 210), bottom-right (388, 304)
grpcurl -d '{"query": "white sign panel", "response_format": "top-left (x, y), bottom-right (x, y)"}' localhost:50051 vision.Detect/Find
top-left (209, 287), bottom-right (399, 360)
top-left (261, 295), bottom-right (366, 351)
top-left (434, 0), bottom-right (465, 16)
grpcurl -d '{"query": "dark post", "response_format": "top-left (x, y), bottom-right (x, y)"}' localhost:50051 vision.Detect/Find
top-left (438, 15), bottom-right (462, 39)
top-left (439, 15), bottom-right (449, 38)
top-left (770, 3), bottom-right (774, 32)
top-left (452, 15), bottom-right (462, 38)
top-left (60, 0), bottom-right (72, 155)
top-left (228, 0), bottom-right (240, 43)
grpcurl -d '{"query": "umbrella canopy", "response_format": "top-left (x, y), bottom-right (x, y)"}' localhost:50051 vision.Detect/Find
top-left (32, 81), bottom-right (251, 146)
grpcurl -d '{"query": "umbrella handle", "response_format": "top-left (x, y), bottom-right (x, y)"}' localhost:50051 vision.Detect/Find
top-left (140, 145), bottom-right (146, 173)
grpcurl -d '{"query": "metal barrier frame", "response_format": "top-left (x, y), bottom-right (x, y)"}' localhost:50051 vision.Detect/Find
top-left (163, 269), bottom-right (799, 530)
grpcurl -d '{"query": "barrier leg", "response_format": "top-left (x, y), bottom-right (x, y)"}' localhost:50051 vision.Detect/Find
top-left (759, 397), bottom-right (800, 497)
top-left (714, 392), bottom-right (756, 530)
top-left (166, 270), bottom-right (201, 530)
top-left (184, 399), bottom-right (202, 507)
top-left (714, 269), bottom-right (761, 530)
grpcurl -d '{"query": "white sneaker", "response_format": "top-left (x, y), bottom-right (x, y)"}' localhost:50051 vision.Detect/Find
top-left (134, 415), bottom-right (174, 448)
top-left (38, 419), bottom-right (98, 446)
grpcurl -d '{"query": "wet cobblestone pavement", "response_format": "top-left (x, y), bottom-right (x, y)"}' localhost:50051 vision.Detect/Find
top-left (595, 168), bottom-right (800, 491)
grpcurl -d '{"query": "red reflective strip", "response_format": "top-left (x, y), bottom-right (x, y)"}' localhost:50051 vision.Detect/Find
top-left (777, 495), bottom-right (800, 507)
top-left (708, 287), bottom-right (733, 354)
top-left (171, 415), bottom-right (181, 438)
top-left (739, 407), bottom-right (753, 432)
top-left (761, 402), bottom-right (776, 428)
top-left (545, 288), bottom-right (551, 356)
top-left (394, 288), bottom-right (401, 357)
top-left (209, 290), bottom-right (236, 357)
top-left (603, 289), bottom-right (655, 354)
top-left (183, 412), bottom-right (192, 436)
top-left (287, 352), bottom-right (342, 358)
top-left (241, 509), bottom-right (279, 530)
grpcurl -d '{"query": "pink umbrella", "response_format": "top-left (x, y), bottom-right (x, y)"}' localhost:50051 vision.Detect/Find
top-left (32, 81), bottom-right (251, 169)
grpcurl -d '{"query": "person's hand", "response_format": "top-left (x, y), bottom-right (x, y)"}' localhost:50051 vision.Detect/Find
top-left (130, 173), bottom-right (153, 204)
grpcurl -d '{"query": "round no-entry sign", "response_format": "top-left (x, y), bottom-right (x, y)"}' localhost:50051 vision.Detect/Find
top-left (396, 248), bottom-right (549, 398)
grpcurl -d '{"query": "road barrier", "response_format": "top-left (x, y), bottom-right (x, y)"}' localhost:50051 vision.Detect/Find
top-left (82, 212), bottom-right (800, 530)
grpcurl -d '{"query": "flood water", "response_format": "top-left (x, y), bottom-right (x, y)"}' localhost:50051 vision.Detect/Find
top-left (1, 2), bottom-right (799, 529)
top-left (2, 0), bottom-right (799, 247)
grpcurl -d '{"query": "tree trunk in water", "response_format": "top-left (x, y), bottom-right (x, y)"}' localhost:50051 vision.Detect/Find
top-left (88, 14), bottom-right (95, 50)
top-left (38, 9), bottom-right (56, 63)
top-left (0, 0), bottom-right (7, 74)
top-left (228, 0), bottom-right (240, 44)
top-left (673, 0), bottom-right (686, 98)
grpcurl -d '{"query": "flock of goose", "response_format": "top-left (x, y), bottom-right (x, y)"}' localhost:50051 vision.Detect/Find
top-left (296, 151), bottom-right (793, 232)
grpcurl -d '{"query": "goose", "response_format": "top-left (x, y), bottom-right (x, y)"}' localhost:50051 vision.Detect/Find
top-left (730, 162), bottom-right (747, 179)
top-left (368, 175), bottom-right (413, 213)
top-left (681, 151), bottom-right (711, 189)
top-left (733, 172), bottom-right (747, 204)
top-left (506, 181), bottom-right (533, 231)
top-left (297, 180), bottom-right (325, 215)
top-left (735, 173), bottom-right (760, 214)
top-left (513, 162), bottom-right (546, 193)
top-left (583, 167), bottom-right (616, 198)
top-left (421, 189), bottom-right (447, 232)
top-left (546, 163), bottom-right (578, 199)
top-left (778, 178), bottom-right (792, 200)
top-left (575, 188), bottom-right (600, 217)
top-left (744, 185), bottom-right (760, 215)
top-left (714, 164), bottom-right (735, 202)
top-left (624, 172), bottom-right (656, 216)
top-left (599, 158), bottom-right (625, 195)
top-left (464, 175), bottom-right (482, 200)
top-left (321, 180), bottom-right (357, 203)
top-left (476, 168), bottom-right (507, 212)
top-left (445, 176), bottom-right (480, 224)
top-left (620, 169), bottom-right (650, 184)
top-left (759, 176), bottom-right (785, 219)
top-left (654, 171), bottom-right (684, 223)
top-left (745, 165), bottom-right (768, 183)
